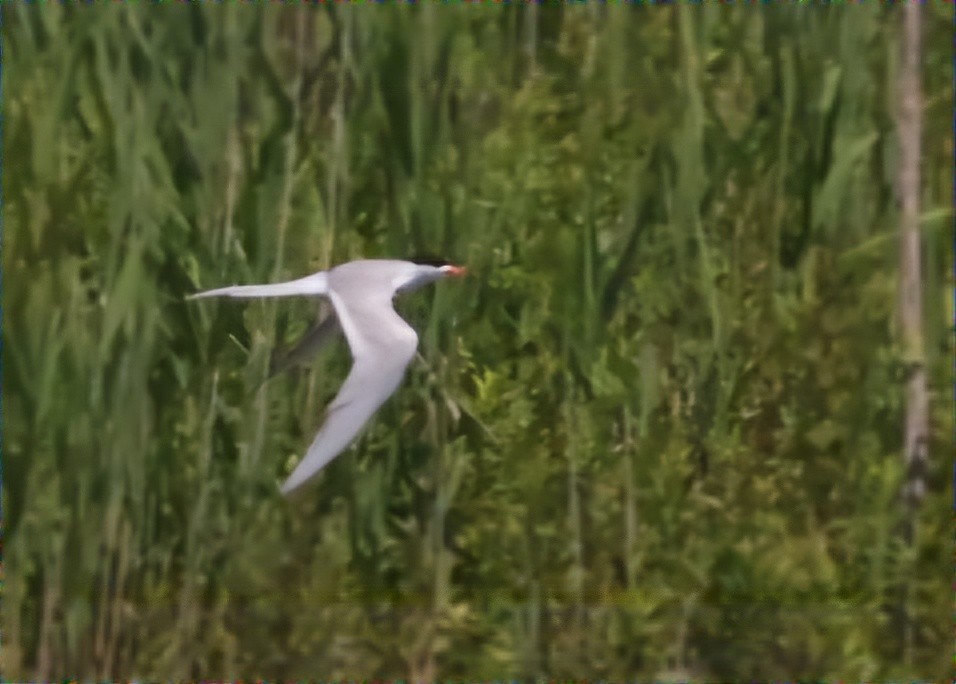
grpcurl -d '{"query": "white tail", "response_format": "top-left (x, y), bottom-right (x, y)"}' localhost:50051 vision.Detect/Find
top-left (188, 272), bottom-right (329, 300)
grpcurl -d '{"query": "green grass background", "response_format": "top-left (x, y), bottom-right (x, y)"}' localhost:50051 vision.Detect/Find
top-left (4, 4), bottom-right (952, 680)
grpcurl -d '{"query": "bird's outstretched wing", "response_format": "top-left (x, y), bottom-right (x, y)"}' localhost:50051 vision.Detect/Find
top-left (279, 289), bottom-right (419, 495)
top-left (268, 312), bottom-right (341, 378)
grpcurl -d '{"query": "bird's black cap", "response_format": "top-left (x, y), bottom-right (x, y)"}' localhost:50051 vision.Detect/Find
top-left (409, 255), bottom-right (457, 268)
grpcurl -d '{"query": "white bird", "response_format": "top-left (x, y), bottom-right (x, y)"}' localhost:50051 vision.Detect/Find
top-left (189, 258), bottom-right (467, 495)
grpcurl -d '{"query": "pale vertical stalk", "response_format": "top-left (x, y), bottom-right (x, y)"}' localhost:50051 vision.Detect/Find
top-left (432, 375), bottom-right (452, 620)
top-left (221, 126), bottom-right (241, 260)
top-left (36, 545), bottom-right (62, 680)
top-left (93, 548), bottom-right (111, 676)
top-left (103, 518), bottom-right (131, 678)
top-left (174, 372), bottom-right (218, 677)
top-left (898, 0), bottom-right (927, 515)
top-left (582, 197), bottom-right (597, 334)
top-left (524, 1), bottom-right (537, 75)
top-left (95, 497), bottom-right (127, 678)
top-left (266, 6), bottom-right (307, 314)
top-left (773, 41), bottom-right (795, 291)
top-left (897, 1), bottom-right (926, 666)
top-left (527, 580), bottom-right (542, 676)
top-left (568, 453), bottom-right (582, 593)
top-left (327, 5), bottom-right (351, 261)
top-left (5, 548), bottom-right (23, 676)
top-left (428, 356), bottom-right (461, 678)
top-left (623, 407), bottom-right (637, 589)
top-left (249, 7), bottom-right (307, 477)
top-left (678, 5), bottom-right (726, 434)
top-left (566, 398), bottom-right (584, 615)
top-left (409, 4), bottom-right (431, 249)
top-left (431, 384), bottom-right (449, 612)
top-left (507, 3), bottom-right (519, 84)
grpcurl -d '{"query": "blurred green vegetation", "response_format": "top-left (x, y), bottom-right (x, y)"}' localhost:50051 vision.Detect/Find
top-left (4, 4), bottom-right (951, 680)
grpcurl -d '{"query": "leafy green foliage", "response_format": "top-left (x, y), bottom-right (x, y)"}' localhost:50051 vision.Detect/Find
top-left (4, 4), bottom-right (950, 680)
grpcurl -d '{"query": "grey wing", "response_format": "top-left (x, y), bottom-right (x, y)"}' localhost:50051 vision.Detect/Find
top-left (279, 340), bottom-right (416, 495)
top-left (268, 313), bottom-right (340, 378)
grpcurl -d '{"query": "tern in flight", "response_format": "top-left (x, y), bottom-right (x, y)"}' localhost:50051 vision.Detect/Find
top-left (189, 259), bottom-right (466, 495)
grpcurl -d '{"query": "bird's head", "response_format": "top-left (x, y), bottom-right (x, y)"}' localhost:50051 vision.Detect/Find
top-left (394, 258), bottom-right (467, 293)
